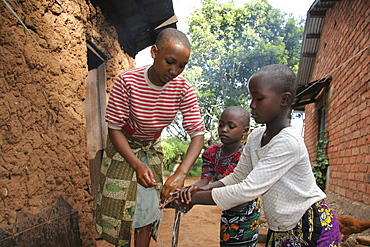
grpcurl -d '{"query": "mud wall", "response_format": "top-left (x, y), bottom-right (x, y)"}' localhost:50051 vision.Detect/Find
top-left (0, 0), bottom-right (134, 246)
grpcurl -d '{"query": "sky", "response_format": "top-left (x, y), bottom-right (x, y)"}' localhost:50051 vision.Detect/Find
top-left (135, 0), bottom-right (314, 67)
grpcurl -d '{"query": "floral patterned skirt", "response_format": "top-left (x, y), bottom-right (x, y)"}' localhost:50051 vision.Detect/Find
top-left (220, 197), bottom-right (261, 246)
top-left (266, 200), bottom-right (341, 247)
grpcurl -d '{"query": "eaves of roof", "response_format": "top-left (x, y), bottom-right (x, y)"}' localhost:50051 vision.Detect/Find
top-left (297, 0), bottom-right (341, 87)
top-left (294, 0), bottom-right (341, 111)
top-left (92, 0), bottom-right (177, 57)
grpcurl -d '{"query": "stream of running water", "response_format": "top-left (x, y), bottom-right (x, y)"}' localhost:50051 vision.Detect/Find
top-left (171, 210), bottom-right (181, 247)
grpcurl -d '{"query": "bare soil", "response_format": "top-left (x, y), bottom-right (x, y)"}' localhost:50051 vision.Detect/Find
top-left (97, 177), bottom-right (267, 247)
top-left (96, 177), bottom-right (370, 247)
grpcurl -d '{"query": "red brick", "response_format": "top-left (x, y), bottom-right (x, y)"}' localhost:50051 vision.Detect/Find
top-left (357, 183), bottom-right (367, 193)
top-left (358, 164), bottom-right (368, 172)
top-left (343, 180), bottom-right (350, 188)
top-left (351, 165), bottom-right (359, 172)
top-left (360, 145), bottom-right (369, 154)
top-left (363, 194), bottom-right (370, 205)
top-left (337, 187), bottom-right (345, 196)
top-left (353, 192), bottom-right (363, 202)
top-left (351, 147), bottom-right (360, 156)
top-left (345, 189), bottom-right (354, 199)
top-left (349, 156), bottom-right (357, 164)
top-left (350, 140), bottom-right (357, 147)
top-left (337, 179), bottom-right (343, 187)
top-left (349, 181), bottom-right (357, 191)
top-left (355, 173), bottom-right (365, 182)
top-left (356, 155), bottom-right (365, 163)
top-left (361, 108), bottom-right (370, 119)
top-left (354, 130), bottom-right (361, 139)
top-left (357, 137), bottom-right (365, 145)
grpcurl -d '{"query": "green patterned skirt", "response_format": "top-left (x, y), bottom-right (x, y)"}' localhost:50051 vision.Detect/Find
top-left (220, 198), bottom-right (261, 247)
top-left (95, 131), bottom-right (163, 247)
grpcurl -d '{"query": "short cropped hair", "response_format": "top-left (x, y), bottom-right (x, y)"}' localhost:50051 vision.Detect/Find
top-left (252, 64), bottom-right (297, 99)
top-left (223, 106), bottom-right (250, 127)
top-left (155, 28), bottom-right (191, 51)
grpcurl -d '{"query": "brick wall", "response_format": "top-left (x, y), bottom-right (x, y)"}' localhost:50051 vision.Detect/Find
top-left (304, 0), bottom-right (369, 207)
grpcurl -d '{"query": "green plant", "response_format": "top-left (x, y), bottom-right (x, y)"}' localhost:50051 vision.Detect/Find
top-left (161, 137), bottom-right (190, 173)
top-left (161, 137), bottom-right (204, 177)
top-left (312, 130), bottom-right (329, 190)
top-left (187, 157), bottom-right (203, 177)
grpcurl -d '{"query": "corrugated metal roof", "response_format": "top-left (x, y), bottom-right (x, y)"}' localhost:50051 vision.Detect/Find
top-left (297, 0), bottom-right (341, 87)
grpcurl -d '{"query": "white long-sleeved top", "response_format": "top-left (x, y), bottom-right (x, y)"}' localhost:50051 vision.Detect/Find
top-left (212, 126), bottom-right (326, 231)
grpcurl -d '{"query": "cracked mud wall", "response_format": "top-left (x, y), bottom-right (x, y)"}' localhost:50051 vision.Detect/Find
top-left (0, 0), bottom-right (134, 246)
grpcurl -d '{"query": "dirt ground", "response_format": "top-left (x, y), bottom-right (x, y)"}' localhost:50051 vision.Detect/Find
top-left (97, 176), bottom-right (267, 247)
top-left (153, 176), bottom-right (221, 246)
top-left (96, 176), bottom-right (370, 247)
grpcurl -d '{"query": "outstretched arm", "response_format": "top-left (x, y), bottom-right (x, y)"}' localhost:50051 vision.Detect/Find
top-left (192, 178), bottom-right (210, 188)
top-left (198, 180), bottom-right (224, 191)
top-left (108, 128), bottom-right (158, 188)
top-left (160, 180), bottom-right (225, 209)
top-left (179, 180), bottom-right (224, 204)
top-left (161, 135), bottom-right (204, 202)
top-left (191, 190), bottom-right (216, 205)
top-left (160, 190), bottom-right (216, 213)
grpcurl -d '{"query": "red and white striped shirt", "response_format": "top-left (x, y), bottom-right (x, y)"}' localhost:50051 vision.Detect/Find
top-left (106, 66), bottom-right (205, 140)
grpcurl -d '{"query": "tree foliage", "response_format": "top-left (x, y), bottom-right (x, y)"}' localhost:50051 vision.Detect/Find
top-left (182, 0), bottom-right (304, 136)
top-left (161, 137), bottom-right (203, 176)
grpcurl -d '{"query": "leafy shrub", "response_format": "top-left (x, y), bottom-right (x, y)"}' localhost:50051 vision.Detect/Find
top-left (161, 137), bottom-right (203, 177)
top-left (312, 131), bottom-right (329, 190)
top-left (188, 157), bottom-right (203, 177)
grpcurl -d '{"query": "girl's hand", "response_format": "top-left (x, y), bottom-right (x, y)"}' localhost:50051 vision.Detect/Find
top-left (170, 197), bottom-right (194, 213)
top-left (135, 164), bottom-right (158, 188)
top-left (159, 190), bottom-right (179, 209)
top-left (177, 185), bottom-right (199, 204)
top-left (159, 192), bottom-right (194, 213)
top-left (159, 185), bottom-right (198, 209)
top-left (160, 172), bottom-right (186, 203)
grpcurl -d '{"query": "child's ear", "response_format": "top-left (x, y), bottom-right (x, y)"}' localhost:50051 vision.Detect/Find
top-left (242, 127), bottom-right (249, 144)
top-left (281, 92), bottom-right (293, 107)
top-left (150, 45), bottom-right (158, 59)
top-left (242, 127), bottom-right (249, 138)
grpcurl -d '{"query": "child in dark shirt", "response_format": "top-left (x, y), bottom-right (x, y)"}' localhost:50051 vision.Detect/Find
top-left (177, 106), bottom-right (260, 246)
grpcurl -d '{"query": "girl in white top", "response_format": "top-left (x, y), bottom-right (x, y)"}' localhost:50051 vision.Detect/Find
top-left (161, 64), bottom-right (342, 247)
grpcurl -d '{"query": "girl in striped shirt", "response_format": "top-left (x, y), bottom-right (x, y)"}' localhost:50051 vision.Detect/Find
top-left (95, 28), bottom-right (205, 247)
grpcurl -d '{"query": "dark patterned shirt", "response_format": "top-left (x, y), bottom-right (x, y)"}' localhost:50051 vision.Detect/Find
top-left (201, 143), bottom-right (243, 181)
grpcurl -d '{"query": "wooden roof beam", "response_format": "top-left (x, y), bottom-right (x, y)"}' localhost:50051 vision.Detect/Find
top-left (302, 53), bottom-right (317, 58)
top-left (306, 34), bottom-right (321, 39)
top-left (320, 0), bottom-right (341, 2)
top-left (309, 11), bottom-right (326, 17)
